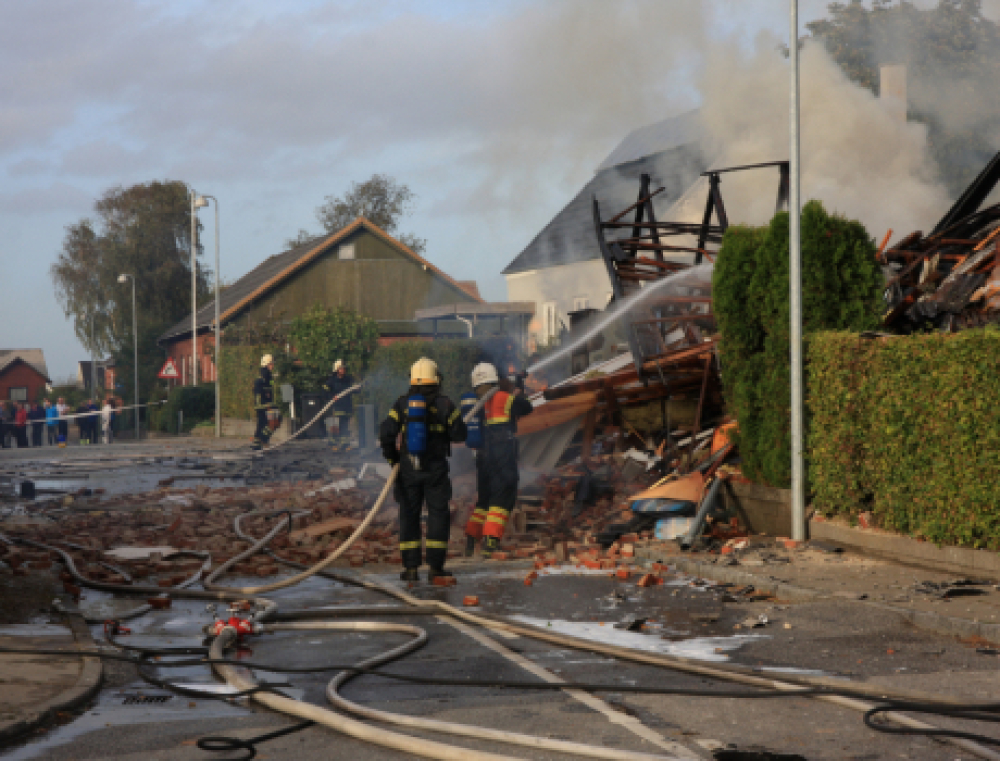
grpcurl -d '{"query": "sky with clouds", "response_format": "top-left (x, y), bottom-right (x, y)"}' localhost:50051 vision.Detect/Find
top-left (2, 0), bottom-right (983, 381)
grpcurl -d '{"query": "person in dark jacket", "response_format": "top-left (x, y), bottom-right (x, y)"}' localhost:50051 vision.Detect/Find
top-left (379, 357), bottom-right (466, 583)
top-left (252, 354), bottom-right (277, 449)
top-left (0, 402), bottom-right (10, 448)
top-left (322, 359), bottom-right (356, 450)
top-left (28, 402), bottom-right (45, 447)
top-left (76, 401), bottom-right (90, 444)
top-left (13, 403), bottom-right (29, 448)
top-left (87, 399), bottom-right (100, 444)
top-left (462, 363), bottom-right (534, 557)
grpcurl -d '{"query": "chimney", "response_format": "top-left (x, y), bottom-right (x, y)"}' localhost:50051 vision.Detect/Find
top-left (880, 64), bottom-right (907, 123)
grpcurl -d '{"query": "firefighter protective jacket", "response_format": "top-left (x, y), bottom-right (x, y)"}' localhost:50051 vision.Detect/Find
top-left (379, 390), bottom-right (467, 465)
top-left (253, 367), bottom-right (275, 410)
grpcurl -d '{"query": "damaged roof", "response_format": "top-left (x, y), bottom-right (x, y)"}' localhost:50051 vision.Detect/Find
top-left (502, 120), bottom-right (706, 276)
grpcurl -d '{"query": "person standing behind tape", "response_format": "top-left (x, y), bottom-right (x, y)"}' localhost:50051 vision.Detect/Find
top-left (56, 398), bottom-right (69, 443)
top-left (322, 359), bottom-right (356, 451)
top-left (45, 400), bottom-right (58, 446)
top-left (462, 362), bottom-right (534, 558)
top-left (379, 357), bottom-right (467, 583)
top-left (252, 354), bottom-right (277, 450)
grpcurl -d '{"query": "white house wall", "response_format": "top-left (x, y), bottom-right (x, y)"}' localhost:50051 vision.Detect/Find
top-left (505, 259), bottom-right (612, 345)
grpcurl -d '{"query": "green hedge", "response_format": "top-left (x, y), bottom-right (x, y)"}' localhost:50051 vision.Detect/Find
top-left (809, 329), bottom-right (1000, 548)
top-left (363, 340), bottom-right (490, 419)
top-left (150, 383), bottom-right (215, 432)
top-left (219, 345), bottom-right (281, 420)
top-left (713, 201), bottom-right (883, 487)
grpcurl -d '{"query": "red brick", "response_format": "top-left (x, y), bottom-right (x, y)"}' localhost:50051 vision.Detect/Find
top-left (462, 596), bottom-right (480, 607)
top-left (782, 540), bottom-right (801, 550)
top-left (524, 571), bottom-right (538, 586)
top-left (582, 560), bottom-right (601, 570)
top-left (491, 552), bottom-right (509, 561)
top-left (636, 573), bottom-right (661, 587)
top-left (615, 568), bottom-right (630, 580)
top-left (720, 546), bottom-right (734, 555)
top-left (432, 575), bottom-right (457, 587)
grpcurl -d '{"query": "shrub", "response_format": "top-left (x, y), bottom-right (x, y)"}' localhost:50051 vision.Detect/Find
top-left (809, 329), bottom-right (1000, 548)
top-left (151, 383), bottom-right (215, 432)
top-left (713, 200), bottom-right (883, 487)
top-left (285, 305), bottom-right (380, 393)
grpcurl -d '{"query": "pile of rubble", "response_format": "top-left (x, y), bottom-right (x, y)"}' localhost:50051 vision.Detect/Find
top-left (882, 150), bottom-right (1000, 331)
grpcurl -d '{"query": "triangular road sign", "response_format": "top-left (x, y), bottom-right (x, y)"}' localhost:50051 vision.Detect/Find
top-left (158, 358), bottom-right (180, 379)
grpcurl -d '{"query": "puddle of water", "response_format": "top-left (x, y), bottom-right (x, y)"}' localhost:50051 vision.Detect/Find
top-left (510, 615), bottom-right (764, 662)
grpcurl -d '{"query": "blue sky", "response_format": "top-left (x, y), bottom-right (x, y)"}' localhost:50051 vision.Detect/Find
top-left (0, 0), bottom-right (949, 381)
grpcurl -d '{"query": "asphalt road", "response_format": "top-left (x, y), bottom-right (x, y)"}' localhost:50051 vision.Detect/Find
top-left (3, 562), bottom-right (1000, 761)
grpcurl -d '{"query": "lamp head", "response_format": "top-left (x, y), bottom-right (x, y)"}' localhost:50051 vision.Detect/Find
top-left (117, 274), bottom-right (128, 283)
top-left (194, 196), bottom-right (209, 209)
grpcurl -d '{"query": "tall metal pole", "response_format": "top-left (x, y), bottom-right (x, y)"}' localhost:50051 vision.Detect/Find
top-left (131, 277), bottom-right (138, 441)
top-left (789, 0), bottom-right (806, 542)
top-left (90, 314), bottom-right (96, 397)
top-left (203, 195), bottom-right (220, 437)
top-left (190, 190), bottom-right (199, 389)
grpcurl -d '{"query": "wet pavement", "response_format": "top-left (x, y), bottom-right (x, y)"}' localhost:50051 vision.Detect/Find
top-left (2, 561), bottom-right (999, 760)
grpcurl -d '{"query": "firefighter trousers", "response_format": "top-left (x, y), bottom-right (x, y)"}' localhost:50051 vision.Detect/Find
top-left (480, 433), bottom-right (519, 541)
top-left (253, 409), bottom-right (273, 446)
top-left (395, 459), bottom-right (452, 569)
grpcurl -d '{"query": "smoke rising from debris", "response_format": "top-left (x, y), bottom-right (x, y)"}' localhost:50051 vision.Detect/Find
top-left (694, 37), bottom-right (950, 240)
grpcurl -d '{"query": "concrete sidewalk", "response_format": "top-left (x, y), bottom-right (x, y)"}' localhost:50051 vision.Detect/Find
top-left (0, 611), bottom-right (102, 742)
top-left (638, 534), bottom-right (1000, 646)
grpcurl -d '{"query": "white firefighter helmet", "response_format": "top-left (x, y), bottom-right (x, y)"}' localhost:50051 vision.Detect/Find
top-left (261, 354), bottom-right (274, 367)
top-left (410, 357), bottom-right (440, 386)
top-left (333, 359), bottom-right (343, 372)
top-left (471, 362), bottom-right (499, 388)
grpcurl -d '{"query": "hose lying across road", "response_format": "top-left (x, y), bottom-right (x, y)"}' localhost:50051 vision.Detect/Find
top-left (6, 382), bottom-right (1000, 759)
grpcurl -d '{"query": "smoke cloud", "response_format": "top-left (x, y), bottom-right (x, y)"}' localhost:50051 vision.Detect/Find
top-left (695, 36), bottom-right (950, 241)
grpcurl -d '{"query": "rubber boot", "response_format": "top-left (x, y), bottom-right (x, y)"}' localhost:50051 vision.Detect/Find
top-left (427, 567), bottom-right (453, 582)
top-left (464, 536), bottom-right (477, 558)
top-left (400, 568), bottom-right (420, 583)
top-left (481, 536), bottom-right (500, 558)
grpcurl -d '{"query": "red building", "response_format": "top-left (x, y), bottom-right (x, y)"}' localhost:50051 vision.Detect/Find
top-left (0, 350), bottom-right (51, 403)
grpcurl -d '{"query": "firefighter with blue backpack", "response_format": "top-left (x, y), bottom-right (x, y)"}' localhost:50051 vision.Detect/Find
top-left (379, 357), bottom-right (467, 582)
top-left (462, 362), bottom-right (534, 557)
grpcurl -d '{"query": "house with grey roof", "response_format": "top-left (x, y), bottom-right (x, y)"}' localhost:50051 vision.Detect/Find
top-left (503, 110), bottom-right (707, 346)
top-left (157, 217), bottom-right (482, 385)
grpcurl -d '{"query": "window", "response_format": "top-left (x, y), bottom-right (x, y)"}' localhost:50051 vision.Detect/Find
top-left (339, 243), bottom-right (356, 260)
top-left (542, 302), bottom-right (558, 342)
top-left (9, 387), bottom-right (27, 402)
top-left (572, 296), bottom-right (589, 311)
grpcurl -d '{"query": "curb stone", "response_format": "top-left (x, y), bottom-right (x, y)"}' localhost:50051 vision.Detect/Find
top-left (0, 608), bottom-right (103, 744)
top-left (641, 554), bottom-right (1000, 647)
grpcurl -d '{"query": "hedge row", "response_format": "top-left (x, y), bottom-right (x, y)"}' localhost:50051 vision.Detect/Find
top-left (713, 201), bottom-right (883, 487)
top-left (809, 329), bottom-right (1000, 548)
top-left (149, 383), bottom-right (215, 432)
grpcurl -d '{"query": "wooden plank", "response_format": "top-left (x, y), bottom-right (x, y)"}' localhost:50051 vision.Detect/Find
top-left (289, 517), bottom-right (361, 542)
top-left (517, 393), bottom-right (598, 436)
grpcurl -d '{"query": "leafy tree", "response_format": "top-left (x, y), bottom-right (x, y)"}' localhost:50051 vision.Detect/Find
top-left (807, 0), bottom-right (1000, 195)
top-left (284, 305), bottom-right (380, 393)
top-left (288, 174), bottom-right (427, 254)
top-left (714, 201), bottom-right (883, 487)
top-left (50, 180), bottom-right (211, 405)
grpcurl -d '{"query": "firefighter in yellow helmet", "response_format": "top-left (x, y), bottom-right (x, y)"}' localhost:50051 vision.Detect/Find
top-left (252, 354), bottom-right (277, 449)
top-left (379, 357), bottom-right (467, 582)
top-left (463, 362), bottom-right (533, 557)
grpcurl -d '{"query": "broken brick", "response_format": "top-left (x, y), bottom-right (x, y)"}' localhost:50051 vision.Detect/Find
top-left (462, 596), bottom-right (480, 606)
top-left (432, 575), bottom-right (457, 587)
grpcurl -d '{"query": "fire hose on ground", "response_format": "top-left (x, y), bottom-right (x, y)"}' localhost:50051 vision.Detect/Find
top-left (5, 385), bottom-right (1000, 759)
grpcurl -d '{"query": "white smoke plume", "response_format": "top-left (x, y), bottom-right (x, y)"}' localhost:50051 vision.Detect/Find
top-left (695, 36), bottom-right (951, 241)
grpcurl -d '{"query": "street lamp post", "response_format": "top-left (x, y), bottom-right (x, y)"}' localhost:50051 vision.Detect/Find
top-left (200, 195), bottom-right (221, 438)
top-left (190, 191), bottom-right (209, 388)
top-left (789, 0), bottom-right (805, 542)
top-left (118, 274), bottom-right (138, 440)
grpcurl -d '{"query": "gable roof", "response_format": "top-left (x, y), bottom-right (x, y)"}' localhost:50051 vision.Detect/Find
top-left (596, 109), bottom-right (703, 172)
top-left (0, 349), bottom-right (50, 382)
top-left (159, 217), bottom-right (482, 343)
top-left (502, 143), bottom-right (707, 276)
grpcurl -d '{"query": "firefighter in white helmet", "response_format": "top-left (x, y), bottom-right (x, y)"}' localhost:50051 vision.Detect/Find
top-left (252, 354), bottom-right (276, 449)
top-left (322, 359), bottom-right (356, 451)
top-left (379, 357), bottom-right (467, 582)
top-left (463, 362), bottom-right (534, 557)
